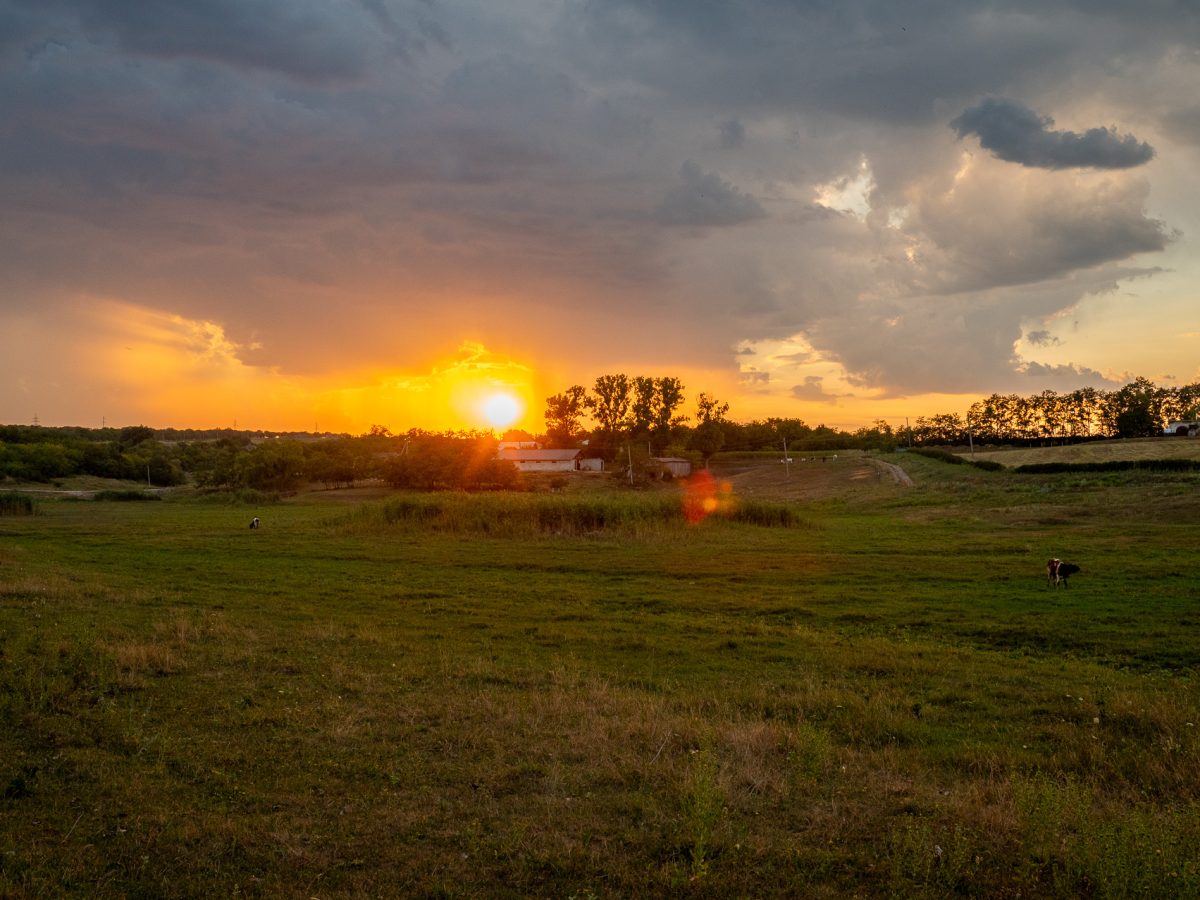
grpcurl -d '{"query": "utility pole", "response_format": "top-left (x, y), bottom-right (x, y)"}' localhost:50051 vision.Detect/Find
top-left (783, 436), bottom-right (791, 478)
top-left (906, 417), bottom-right (912, 448)
top-left (626, 442), bottom-right (634, 485)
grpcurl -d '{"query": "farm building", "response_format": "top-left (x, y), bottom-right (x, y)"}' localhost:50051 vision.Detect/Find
top-left (1163, 421), bottom-right (1200, 436)
top-left (646, 457), bottom-right (692, 479)
top-left (497, 447), bottom-right (589, 472)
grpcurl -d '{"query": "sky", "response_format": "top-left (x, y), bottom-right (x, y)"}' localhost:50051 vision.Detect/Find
top-left (2, 0), bottom-right (1198, 434)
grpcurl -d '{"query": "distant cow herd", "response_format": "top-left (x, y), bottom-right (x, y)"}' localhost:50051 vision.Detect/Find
top-left (1046, 558), bottom-right (1080, 588)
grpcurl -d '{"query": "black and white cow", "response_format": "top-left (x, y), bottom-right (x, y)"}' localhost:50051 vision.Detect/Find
top-left (249, 517), bottom-right (260, 529)
top-left (1046, 558), bottom-right (1080, 588)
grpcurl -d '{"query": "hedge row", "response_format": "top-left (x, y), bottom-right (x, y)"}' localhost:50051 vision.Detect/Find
top-left (1014, 459), bottom-right (1200, 474)
top-left (906, 448), bottom-right (1004, 471)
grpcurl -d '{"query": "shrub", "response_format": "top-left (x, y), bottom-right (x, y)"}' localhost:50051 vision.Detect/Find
top-left (908, 448), bottom-right (965, 465)
top-left (354, 491), bottom-right (808, 538)
top-left (910, 448), bottom-right (1002, 472)
top-left (0, 492), bottom-right (36, 516)
top-left (1014, 459), bottom-right (1200, 475)
top-left (970, 459), bottom-right (1004, 472)
top-left (93, 490), bottom-right (162, 502)
top-left (195, 488), bottom-right (282, 505)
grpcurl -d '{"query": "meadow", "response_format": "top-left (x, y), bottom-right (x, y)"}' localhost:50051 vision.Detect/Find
top-left (2, 450), bottom-right (1199, 897)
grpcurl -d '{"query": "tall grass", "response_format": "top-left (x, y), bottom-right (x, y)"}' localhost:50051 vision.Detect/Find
top-left (93, 489), bottom-right (161, 502)
top-left (345, 491), bottom-right (809, 537)
top-left (0, 492), bottom-right (36, 516)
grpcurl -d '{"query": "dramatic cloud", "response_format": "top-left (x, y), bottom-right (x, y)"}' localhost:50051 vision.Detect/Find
top-left (2, 0), bottom-right (1198, 430)
top-left (1017, 361), bottom-right (1116, 387)
top-left (791, 376), bottom-right (843, 403)
top-left (654, 160), bottom-right (766, 227)
top-left (719, 119), bottom-right (745, 149)
top-left (22, 0), bottom-right (404, 82)
top-left (951, 98), bottom-right (1155, 169)
top-left (1024, 330), bottom-right (1060, 347)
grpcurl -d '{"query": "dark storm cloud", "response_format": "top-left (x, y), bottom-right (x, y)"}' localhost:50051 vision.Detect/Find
top-left (654, 160), bottom-right (765, 226)
top-left (1024, 330), bottom-right (1060, 347)
top-left (0, 0), bottom-right (1195, 405)
top-left (13, 0), bottom-right (389, 82)
top-left (1019, 361), bottom-right (1112, 383)
top-left (951, 98), bottom-right (1155, 169)
top-left (718, 119), bottom-right (745, 149)
top-left (1162, 106), bottom-right (1200, 150)
top-left (791, 376), bottom-right (842, 402)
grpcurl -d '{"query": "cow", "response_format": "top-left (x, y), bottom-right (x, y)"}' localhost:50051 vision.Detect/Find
top-left (249, 517), bottom-right (260, 529)
top-left (1046, 558), bottom-right (1080, 588)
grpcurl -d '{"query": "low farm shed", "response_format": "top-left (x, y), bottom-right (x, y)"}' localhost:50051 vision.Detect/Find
top-left (496, 447), bottom-right (585, 472)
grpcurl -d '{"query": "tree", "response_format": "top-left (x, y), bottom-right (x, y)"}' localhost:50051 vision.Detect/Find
top-left (234, 440), bottom-right (306, 491)
top-left (586, 374), bottom-right (633, 456)
top-left (1104, 377), bottom-right (1164, 438)
top-left (1176, 382), bottom-right (1200, 420)
top-left (631, 376), bottom-right (658, 438)
top-left (544, 385), bottom-right (588, 448)
top-left (118, 425), bottom-right (155, 449)
top-left (1063, 387), bottom-right (1102, 438)
top-left (650, 376), bottom-right (688, 454)
top-left (629, 376), bottom-right (688, 454)
top-left (1036, 389), bottom-right (1064, 442)
top-left (688, 392), bottom-right (729, 469)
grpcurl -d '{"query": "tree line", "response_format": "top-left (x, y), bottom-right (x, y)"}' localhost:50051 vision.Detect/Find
top-left (2, 376), bottom-right (1196, 489)
top-left (911, 378), bottom-right (1200, 446)
top-left (540, 374), bottom-right (1200, 461)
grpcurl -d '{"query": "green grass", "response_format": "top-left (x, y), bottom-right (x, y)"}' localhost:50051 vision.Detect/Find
top-left (2, 463), bottom-right (1199, 896)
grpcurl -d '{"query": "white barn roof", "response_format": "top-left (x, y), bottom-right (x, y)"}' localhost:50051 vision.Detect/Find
top-left (496, 448), bottom-right (581, 462)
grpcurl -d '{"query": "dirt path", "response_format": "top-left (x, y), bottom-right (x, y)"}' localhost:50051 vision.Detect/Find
top-left (867, 458), bottom-right (914, 486)
top-left (714, 455), bottom-right (912, 501)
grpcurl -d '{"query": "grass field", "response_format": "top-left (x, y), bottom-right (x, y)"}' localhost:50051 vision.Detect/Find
top-left (965, 435), bottom-right (1200, 468)
top-left (2, 450), bottom-right (1200, 897)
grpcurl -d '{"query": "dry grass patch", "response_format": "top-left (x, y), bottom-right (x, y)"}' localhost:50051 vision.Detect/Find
top-left (970, 437), bottom-right (1200, 468)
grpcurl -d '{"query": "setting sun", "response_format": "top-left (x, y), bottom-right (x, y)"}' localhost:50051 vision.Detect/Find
top-left (482, 392), bottom-right (523, 430)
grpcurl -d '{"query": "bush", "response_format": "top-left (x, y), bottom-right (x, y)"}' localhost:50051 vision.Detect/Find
top-left (910, 448), bottom-right (1002, 472)
top-left (93, 490), bottom-right (161, 502)
top-left (970, 459), bottom-right (1005, 472)
top-left (0, 492), bottom-right (36, 515)
top-left (1014, 459), bottom-right (1200, 474)
top-left (196, 488), bottom-right (282, 505)
top-left (727, 499), bottom-right (807, 527)
top-left (908, 448), bottom-right (965, 465)
top-left (355, 491), bottom-right (808, 537)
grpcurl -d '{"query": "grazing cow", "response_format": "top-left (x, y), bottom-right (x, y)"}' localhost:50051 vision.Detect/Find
top-left (249, 517), bottom-right (260, 529)
top-left (1046, 558), bottom-right (1079, 588)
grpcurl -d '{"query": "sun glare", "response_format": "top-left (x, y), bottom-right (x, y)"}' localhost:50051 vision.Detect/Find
top-left (482, 392), bottom-right (522, 429)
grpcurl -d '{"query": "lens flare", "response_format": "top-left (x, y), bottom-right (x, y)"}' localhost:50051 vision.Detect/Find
top-left (682, 469), bottom-right (735, 524)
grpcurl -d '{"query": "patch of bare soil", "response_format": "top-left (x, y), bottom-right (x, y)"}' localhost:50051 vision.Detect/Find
top-left (711, 456), bottom-right (912, 501)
